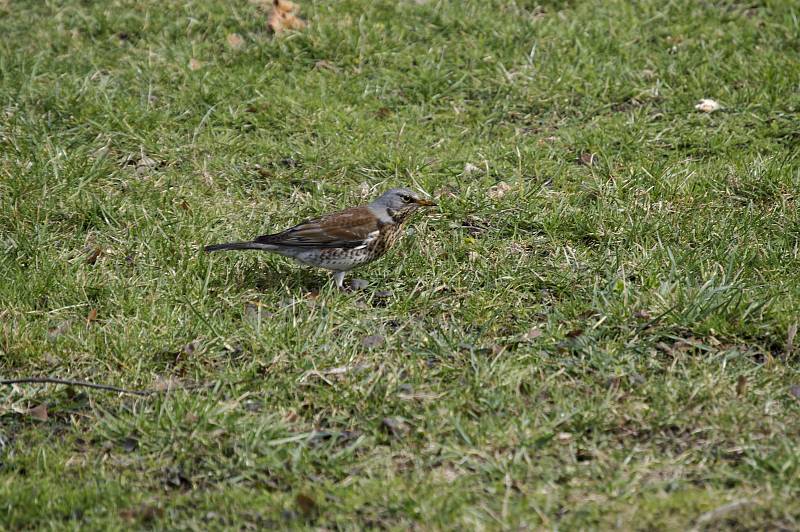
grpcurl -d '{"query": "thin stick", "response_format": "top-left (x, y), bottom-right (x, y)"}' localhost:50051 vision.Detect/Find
top-left (0, 377), bottom-right (152, 396)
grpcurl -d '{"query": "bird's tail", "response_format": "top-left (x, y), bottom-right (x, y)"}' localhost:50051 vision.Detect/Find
top-left (204, 241), bottom-right (276, 252)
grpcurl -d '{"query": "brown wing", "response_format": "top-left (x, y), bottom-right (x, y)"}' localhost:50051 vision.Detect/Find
top-left (254, 206), bottom-right (381, 249)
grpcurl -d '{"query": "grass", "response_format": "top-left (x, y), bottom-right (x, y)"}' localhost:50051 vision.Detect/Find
top-left (1, 0), bottom-right (799, 528)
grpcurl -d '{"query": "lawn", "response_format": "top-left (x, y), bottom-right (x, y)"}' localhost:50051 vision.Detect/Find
top-left (1, 0), bottom-right (799, 528)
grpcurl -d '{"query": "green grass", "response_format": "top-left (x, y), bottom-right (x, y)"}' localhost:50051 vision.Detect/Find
top-left (2, 0), bottom-right (800, 528)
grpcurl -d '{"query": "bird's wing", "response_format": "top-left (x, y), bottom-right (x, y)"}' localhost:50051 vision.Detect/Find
top-left (254, 206), bottom-right (381, 249)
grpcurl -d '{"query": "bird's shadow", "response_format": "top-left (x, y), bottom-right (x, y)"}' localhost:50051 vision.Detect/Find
top-left (240, 262), bottom-right (328, 293)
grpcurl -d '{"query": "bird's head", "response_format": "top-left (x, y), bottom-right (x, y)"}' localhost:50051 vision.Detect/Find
top-left (370, 187), bottom-right (437, 222)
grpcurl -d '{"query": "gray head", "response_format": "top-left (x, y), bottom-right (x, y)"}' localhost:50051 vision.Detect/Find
top-left (369, 187), bottom-right (437, 221)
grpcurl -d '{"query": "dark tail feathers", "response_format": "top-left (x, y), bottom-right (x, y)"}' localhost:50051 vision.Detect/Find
top-left (204, 241), bottom-right (268, 252)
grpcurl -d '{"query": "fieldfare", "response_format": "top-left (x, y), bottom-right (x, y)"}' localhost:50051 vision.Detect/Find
top-left (204, 188), bottom-right (437, 288)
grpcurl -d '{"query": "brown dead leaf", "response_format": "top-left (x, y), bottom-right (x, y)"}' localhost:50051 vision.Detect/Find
top-left (736, 375), bottom-right (747, 397)
top-left (305, 290), bottom-right (320, 301)
top-left (268, 0), bottom-right (307, 34)
top-left (86, 308), bottom-right (98, 326)
top-left (188, 58), bottom-right (202, 71)
top-left (28, 404), bottom-right (48, 421)
top-left (86, 246), bottom-right (102, 265)
top-left (226, 33), bottom-right (244, 49)
top-left (295, 493), bottom-right (317, 516)
top-left (565, 328), bottom-right (583, 338)
top-left (578, 152), bottom-right (597, 166)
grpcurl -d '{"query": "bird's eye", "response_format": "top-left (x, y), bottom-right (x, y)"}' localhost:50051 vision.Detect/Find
top-left (401, 195), bottom-right (413, 203)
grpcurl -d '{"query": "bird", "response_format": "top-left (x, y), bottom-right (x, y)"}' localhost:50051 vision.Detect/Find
top-left (204, 187), bottom-right (437, 289)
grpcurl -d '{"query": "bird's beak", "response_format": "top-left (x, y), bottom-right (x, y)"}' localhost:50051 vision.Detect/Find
top-left (415, 198), bottom-right (437, 207)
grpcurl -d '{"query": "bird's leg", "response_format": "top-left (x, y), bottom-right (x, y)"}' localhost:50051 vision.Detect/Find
top-left (333, 271), bottom-right (346, 291)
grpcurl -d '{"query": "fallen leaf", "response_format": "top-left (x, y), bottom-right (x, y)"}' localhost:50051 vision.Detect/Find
top-left (487, 182), bottom-right (512, 199)
top-left (86, 247), bottom-right (102, 265)
top-left (578, 152), bottom-right (597, 166)
top-left (226, 33), bottom-right (244, 49)
top-left (188, 58), bottom-right (202, 71)
top-left (695, 98), bottom-right (721, 113)
top-left (565, 328), bottom-right (583, 338)
top-left (86, 308), bottom-right (98, 326)
top-left (305, 290), bottom-right (320, 301)
top-left (736, 375), bottom-right (747, 397)
top-left (28, 404), bottom-right (48, 421)
top-left (362, 334), bottom-right (384, 348)
top-left (295, 493), bottom-right (317, 516)
top-left (268, 0), bottom-right (307, 34)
